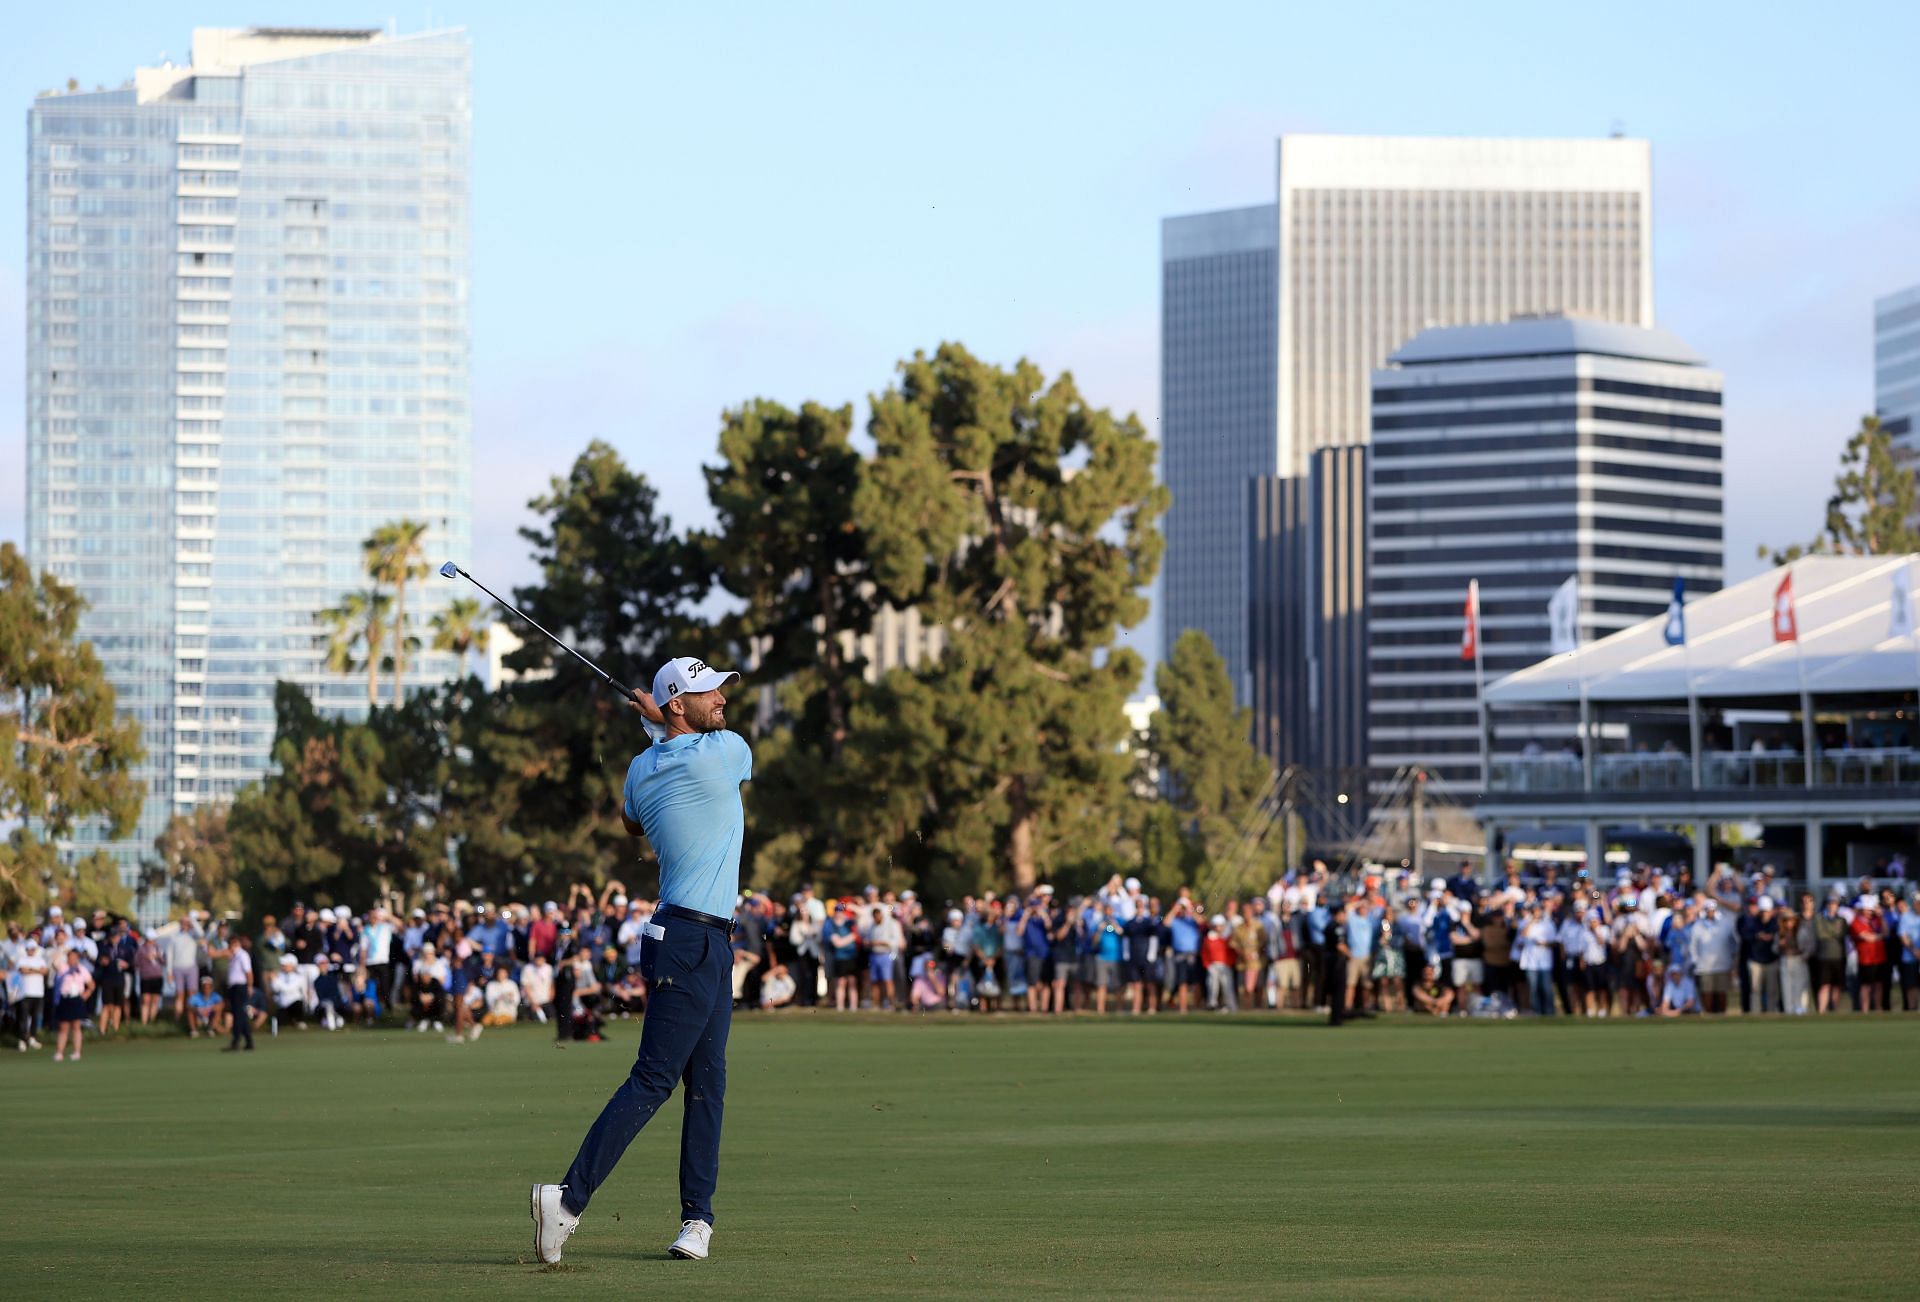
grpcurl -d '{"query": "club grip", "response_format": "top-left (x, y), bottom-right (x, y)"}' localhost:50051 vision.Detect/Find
top-left (605, 677), bottom-right (642, 705)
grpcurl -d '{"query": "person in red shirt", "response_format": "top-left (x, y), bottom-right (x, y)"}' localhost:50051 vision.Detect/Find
top-left (1849, 897), bottom-right (1889, 1012)
top-left (529, 902), bottom-right (560, 962)
top-left (1200, 915), bottom-right (1238, 1012)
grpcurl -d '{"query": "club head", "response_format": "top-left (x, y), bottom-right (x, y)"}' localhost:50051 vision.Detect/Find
top-left (439, 561), bottom-right (460, 579)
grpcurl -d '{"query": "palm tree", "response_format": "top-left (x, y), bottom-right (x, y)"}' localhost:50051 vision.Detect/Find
top-left (317, 601), bottom-right (360, 679)
top-left (430, 596), bottom-right (488, 669)
top-left (365, 519), bottom-right (430, 706)
top-left (317, 588), bottom-right (392, 705)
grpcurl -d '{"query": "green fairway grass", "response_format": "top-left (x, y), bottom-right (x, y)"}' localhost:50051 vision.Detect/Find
top-left (3, 1014), bottom-right (1915, 1299)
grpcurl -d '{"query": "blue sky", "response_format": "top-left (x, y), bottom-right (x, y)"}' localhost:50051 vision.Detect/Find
top-left (5, 1), bottom-right (1918, 673)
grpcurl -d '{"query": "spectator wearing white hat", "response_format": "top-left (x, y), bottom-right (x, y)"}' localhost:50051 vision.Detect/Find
top-left (412, 942), bottom-right (449, 1031)
top-left (362, 905), bottom-right (396, 1007)
top-left (1516, 903), bottom-right (1557, 1016)
top-left (939, 908), bottom-right (968, 1008)
top-left (12, 937), bottom-right (48, 1049)
top-left (521, 954), bottom-right (556, 1024)
top-left (270, 955), bottom-right (309, 1032)
top-left (1689, 901), bottom-right (1737, 1015)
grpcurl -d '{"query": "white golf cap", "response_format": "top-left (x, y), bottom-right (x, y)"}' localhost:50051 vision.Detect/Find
top-left (1757, 895), bottom-right (1775, 911)
top-left (1125, 877), bottom-right (1141, 892)
top-left (652, 656), bottom-right (739, 705)
top-left (47, 906), bottom-right (62, 917)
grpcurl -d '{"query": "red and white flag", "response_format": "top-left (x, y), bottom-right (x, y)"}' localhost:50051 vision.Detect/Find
top-left (1461, 579), bottom-right (1480, 661)
top-left (1773, 572), bottom-right (1797, 643)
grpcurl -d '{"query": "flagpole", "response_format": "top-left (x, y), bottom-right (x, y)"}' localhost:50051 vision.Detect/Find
top-left (1787, 561), bottom-right (1814, 789)
top-left (1472, 578), bottom-right (1488, 793)
top-left (1672, 574), bottom-right (1698, 786)
top-left (1908, 556), bottom-right (1920, 706)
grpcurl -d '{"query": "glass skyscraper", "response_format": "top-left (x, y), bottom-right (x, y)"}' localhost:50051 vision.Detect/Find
top-left (1160, 205), bottom-right (1277, 702)
top-left (1162, 135), bottom-right (1653, 710)
top-left (1875, 283), bottom-right (1920, 514)
top-left (25, 27), bottom-right (472, 915)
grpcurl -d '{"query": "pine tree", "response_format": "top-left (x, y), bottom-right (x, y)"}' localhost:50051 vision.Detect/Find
top-left (856, 344), bottom-right (1166, 892)
top-left (0, 544), bottom-right (143, 920)
top-left (1151, 629), bottom-right (1272, 871)
top-left (1767, 415), bottom-right (1920, 562)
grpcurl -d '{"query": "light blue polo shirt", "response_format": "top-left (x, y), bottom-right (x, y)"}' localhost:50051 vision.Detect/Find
top-left (622, 730), bottom-right (753, 919)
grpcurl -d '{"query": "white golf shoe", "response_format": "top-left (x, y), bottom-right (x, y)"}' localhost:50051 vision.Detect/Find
top-left (668, 1218), bottom-right (712, 1260)
top-left (530, 1183), bottom-right (580, 1264)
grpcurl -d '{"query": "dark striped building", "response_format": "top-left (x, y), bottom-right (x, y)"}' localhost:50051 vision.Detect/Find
top-left (1250, 448), bottom-right (1368, 799)
top-left (1366, 316), bottom-right (1724, 794)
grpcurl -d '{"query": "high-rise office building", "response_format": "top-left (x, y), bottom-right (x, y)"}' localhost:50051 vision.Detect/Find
top-left (1160, 205), bottom-right (1277, 701)
top-left (1875, 283), bottom-right (1920, 508)
top-left (1248, 447), bottom-right (1367, 781)
top-left (1163, 135), bottom-right (1653, 717)
top-left (1366, 316), bottom-right (1724, 793)
top-left (25, 27), bottom-right (472, 910)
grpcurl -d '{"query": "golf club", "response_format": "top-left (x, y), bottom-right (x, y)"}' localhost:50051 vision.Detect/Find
top-left (438, 560), bottom-right (643, 706)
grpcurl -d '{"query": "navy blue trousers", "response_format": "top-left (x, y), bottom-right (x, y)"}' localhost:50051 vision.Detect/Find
top-left (560, 918), bottom-right (731, 1224)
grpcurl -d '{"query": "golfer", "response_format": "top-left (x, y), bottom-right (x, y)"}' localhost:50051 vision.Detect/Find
top-left (532, 656), bottom-right (748, 1265)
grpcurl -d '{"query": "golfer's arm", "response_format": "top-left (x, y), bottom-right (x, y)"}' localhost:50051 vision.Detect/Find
top-left (621, 813), bottom-right (644, 838)
top-left (625, 690), bottom-right (666, 727)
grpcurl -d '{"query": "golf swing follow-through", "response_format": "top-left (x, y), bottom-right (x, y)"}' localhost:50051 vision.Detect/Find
top-left (441, 561), bottom-right (750, 1264)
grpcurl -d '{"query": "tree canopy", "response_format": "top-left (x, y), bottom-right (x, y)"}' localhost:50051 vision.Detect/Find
top-left (855, 343), bottom-right (1167, 892)
top-left (1766, 415), bottom-right (1920, 563)
top-left (1150, 629), bottom-right (1273, 885)
top-left (0, 543), bottom-right (142, 920)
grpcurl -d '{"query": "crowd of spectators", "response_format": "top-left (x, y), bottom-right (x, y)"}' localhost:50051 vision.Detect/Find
top-left (5, 858), bottom-right (1916, 1057)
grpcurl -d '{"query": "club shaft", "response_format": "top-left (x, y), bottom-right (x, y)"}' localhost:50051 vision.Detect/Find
top-left (448, 566), bottom-right (637, 702)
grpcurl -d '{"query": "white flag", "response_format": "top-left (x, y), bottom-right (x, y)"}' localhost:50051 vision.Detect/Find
top-left (1548, 575), bottom-right (1579, 654)
top-left (1893, 564), bottom-right (1917, 638)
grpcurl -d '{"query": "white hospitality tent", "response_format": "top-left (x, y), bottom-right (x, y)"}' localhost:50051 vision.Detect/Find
top-left (1477, 555), bottom-right (1920, 884)
top-left (1486, 554), bottom-right (1920, 705)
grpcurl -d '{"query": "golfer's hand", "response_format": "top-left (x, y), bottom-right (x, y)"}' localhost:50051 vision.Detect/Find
top-left (626, 690), bottom-right (666, 726)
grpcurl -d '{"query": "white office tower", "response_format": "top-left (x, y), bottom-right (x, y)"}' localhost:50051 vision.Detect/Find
top-left (1367, 316), bottom-right (1724, 793)
top-left (1875, 283), bottom-right (1920, 515)
top-left (1164, 134), bottom-right (1653, 706)
top-left (25, 28), bottom-right (472, 911)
